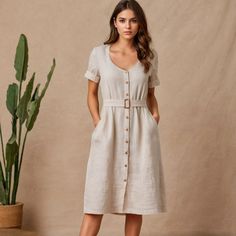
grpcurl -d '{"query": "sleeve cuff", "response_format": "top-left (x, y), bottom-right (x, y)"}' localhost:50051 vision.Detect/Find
top-left (84, 70), bottom-right (100, 83)
top-left (148, 75), bottom-right (160, 88)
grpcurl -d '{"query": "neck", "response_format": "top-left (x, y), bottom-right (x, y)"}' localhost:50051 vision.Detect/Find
top-left (113, 37), bottom-right (134, 51)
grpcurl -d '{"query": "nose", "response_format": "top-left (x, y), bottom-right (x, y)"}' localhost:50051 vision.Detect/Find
top-left (125, 20), bottom-right (131, 28)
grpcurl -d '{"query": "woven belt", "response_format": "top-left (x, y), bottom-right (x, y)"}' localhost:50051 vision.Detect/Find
top-left (103, 99), bottom-right (147, 109)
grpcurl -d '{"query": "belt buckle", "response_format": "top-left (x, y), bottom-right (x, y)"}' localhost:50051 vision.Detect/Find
top-left (124, 98), bottom-right (130, 109)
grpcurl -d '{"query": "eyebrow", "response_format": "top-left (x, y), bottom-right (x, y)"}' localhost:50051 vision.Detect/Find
top-left (117, 17), bottom-right (137, 20)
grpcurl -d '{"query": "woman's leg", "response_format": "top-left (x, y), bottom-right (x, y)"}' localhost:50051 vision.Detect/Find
top-left (124, 213), bottom-right (143, 236)
top-left (79, 213), bottom-right (104, 236)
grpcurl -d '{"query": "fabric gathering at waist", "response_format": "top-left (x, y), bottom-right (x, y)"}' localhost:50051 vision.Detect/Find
top-left (103, 98), bottom-right (147, 108)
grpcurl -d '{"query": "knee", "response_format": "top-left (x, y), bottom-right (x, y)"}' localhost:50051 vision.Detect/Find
top-left (81, 214), bottom-right (104, 230)
top-left (85, 213), bottom-right (103, 219)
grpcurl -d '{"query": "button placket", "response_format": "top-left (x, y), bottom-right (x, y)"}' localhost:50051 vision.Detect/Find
top-left (123, 71), bottom-right (130, 185)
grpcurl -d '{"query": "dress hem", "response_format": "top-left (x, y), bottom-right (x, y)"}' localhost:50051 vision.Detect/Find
top-left (83, 207), bottom-right (167, 215)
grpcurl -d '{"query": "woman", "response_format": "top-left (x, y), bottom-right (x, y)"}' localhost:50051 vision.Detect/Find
top-left (79, 0), bottom-right (167, 235)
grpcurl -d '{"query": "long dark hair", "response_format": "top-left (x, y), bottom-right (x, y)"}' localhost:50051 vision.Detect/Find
top-left (104, 0), bottom-right (155, 73)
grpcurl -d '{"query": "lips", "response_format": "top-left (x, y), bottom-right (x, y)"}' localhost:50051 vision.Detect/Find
top-left (124, 31), bottom-right (132, 34)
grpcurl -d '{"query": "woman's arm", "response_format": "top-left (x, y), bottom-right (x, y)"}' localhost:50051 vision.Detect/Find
top-left (146, 87), bottom-right (160, 124)
top-left (87, 80), bottom-right (101, 127)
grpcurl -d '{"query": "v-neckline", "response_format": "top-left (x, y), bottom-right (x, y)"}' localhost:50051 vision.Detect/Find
top-left (106, 44), bottom-right (140, 73)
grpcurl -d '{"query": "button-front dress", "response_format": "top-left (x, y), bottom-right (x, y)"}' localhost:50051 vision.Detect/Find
top-left (83, 43), bottom-right (167, 215)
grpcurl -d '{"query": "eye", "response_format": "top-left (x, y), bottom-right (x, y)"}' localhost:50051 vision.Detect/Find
top-left (132, 19), bottom-right (137, 23)
top-left (119, 19), bottom-right (125, 23)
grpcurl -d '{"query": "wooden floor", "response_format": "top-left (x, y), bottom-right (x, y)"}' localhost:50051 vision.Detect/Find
top-left (0, 229), bottom-right (38, 236)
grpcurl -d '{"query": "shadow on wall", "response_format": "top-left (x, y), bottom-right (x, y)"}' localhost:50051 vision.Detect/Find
top-left (148, 232), bottom-right (234, 236)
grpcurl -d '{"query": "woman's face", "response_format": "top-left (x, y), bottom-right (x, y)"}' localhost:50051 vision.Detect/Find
top-left (114, 9), bottom-right (139, 40)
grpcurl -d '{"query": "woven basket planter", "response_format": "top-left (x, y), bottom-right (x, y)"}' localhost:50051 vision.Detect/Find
top-left (0, 202), bottom-right (24, 229)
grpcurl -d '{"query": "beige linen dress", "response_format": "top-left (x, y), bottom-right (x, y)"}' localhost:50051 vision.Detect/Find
top-left (83, 43), bottom-right (167, 215)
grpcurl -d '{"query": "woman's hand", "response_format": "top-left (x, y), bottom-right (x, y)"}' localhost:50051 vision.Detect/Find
top-left (147, 88), bottom-right (160, 125)
top-left (93, 118), bottom-right (101, 127)
top-left (152, 113), bottom-right (160, 125)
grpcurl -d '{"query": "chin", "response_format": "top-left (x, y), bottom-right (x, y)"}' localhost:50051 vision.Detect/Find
top-left (122, 34), bottom-right (134, 39)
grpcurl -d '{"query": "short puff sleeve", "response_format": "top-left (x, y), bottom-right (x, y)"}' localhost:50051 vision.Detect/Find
top-left (84, 47), bottom-right (100, 83)
top-left (148, 49), bottom-right (160, 88)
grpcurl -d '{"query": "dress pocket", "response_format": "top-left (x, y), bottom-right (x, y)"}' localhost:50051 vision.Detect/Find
top-left (93, 119), bottom-right (102, 132)
top-left (146, 108), bottom-right (158, 128)
top-left (91, 108), bottom-right (105, 138)
top-left (91, 117), bottom-right (105, 139)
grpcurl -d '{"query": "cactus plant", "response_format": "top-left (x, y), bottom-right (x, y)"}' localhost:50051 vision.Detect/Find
top-left (0, 34), bottom-right (56, 205)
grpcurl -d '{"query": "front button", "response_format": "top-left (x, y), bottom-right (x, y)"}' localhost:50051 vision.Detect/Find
top-left (125, 151), bottom-right (128, 154)
top-left (125, 140), bottom-right (128, 143)
top-left (125, 128), bottom-right (128, 131)
top-left (125, 164), bottom-right (127, 167)
top-left (124, 179), bottom-right (127, 182)
top-left (125, 81), bottom-right (128, 84)
top-left (126, 116), bottom-right (129, 119)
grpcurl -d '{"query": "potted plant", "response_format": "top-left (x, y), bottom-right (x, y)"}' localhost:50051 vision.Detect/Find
top-left (0, 34), bottom-right (56, 228)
